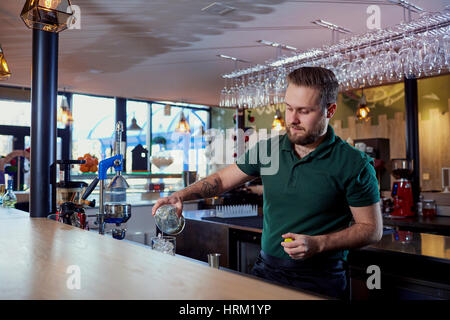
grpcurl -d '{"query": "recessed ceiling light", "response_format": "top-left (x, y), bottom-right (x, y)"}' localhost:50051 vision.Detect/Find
top-left (388, 0), bottom-right (424, 13)
top-left (202, 2), bottom-right (236, 16)
top-left (217, 54), bottom-right (250, 63)
top-left (89, 69), bottom-right (104, 74)
top-left (257, 40), bottom-right (298, 52)
top-left (311, 19), bottom-right (352, 34)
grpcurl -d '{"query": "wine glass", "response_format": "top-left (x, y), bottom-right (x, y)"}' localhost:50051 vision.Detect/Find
top-left (219, 78), bottom-right (228, 107)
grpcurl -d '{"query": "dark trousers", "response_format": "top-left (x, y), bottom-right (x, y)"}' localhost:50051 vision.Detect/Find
top-left (251, 251), bottom-right (349, 300)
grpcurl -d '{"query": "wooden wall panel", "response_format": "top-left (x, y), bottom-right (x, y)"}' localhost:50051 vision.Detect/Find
top-left (332, 103), bottom-right (450, 192)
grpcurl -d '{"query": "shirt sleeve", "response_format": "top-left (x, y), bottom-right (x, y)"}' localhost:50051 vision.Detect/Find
top-left (235, 143), bottom-right (261, 177)
top-left (345, 160), bottom-right (380, 207)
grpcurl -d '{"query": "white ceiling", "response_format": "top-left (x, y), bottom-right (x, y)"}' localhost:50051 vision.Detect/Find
top-left (0, 0), bottom-right (448, 106)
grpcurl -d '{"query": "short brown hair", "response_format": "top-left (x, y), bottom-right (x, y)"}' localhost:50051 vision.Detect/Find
top-left (287, 67), bottom-right (339, 112)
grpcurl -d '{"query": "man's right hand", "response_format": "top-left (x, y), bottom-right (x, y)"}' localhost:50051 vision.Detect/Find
top-left (151, 194), bottom-right (183, 218)
top-left (151, 164), bottom-right (255, 219)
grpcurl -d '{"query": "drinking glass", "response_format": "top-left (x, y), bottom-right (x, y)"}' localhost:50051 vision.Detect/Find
top-left (151, 235), bottom-right (176, 255)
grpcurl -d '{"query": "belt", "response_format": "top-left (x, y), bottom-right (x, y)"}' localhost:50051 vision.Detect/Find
top-left (259, 250), bottom-right (345, 271)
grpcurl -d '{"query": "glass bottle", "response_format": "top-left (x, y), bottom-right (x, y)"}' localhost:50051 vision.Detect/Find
top-left (2, 180), bottom-right (17, 208)
top-left (422, 200), bottom-right (437, 218)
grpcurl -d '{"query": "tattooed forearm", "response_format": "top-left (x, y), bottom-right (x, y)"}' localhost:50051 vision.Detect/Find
top-left (177, 175), bottom-right (223, 201)
top-left (200, 178), bottom-right (220, 198)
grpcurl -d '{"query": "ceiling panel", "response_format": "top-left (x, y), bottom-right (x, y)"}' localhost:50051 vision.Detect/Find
top-left (0, 0), bottom-right (448, 105)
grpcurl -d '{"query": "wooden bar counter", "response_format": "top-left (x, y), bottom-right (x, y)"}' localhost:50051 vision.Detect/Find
top-left (0, 208), bottom-right (323, 300)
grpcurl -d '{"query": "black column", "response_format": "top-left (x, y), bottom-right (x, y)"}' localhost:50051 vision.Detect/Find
top-left (12, 135), bottom-right (25, 191)
top-left (60, 92), bottom-right (72, 160)
top-left (30, 29), bottom-right (58, 217)
top-left (115, 97), bottom-right (127, 170)
top-left (404, 77), bottom-right (421, 204)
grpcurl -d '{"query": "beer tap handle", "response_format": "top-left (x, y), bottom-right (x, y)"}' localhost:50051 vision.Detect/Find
top-left (82, 177), bottom-right (99, 200)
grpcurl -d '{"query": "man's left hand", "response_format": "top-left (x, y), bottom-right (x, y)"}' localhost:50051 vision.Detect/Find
top-left (281, 233), bottom-right (322, 260)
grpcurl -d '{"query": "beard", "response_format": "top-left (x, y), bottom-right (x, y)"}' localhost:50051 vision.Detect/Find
top-left (286, 116), bottom-right (327, 146)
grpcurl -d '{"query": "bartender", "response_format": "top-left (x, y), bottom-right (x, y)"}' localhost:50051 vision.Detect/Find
top-left (152, 66), bottom-right (383, 300)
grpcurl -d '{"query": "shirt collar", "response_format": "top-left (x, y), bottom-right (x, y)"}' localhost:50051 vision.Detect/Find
top-left (281, 125), bottom-right (336, 160)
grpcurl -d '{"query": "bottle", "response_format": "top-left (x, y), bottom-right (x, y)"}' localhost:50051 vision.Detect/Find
top-left (2, 180), bottom-right (17, 208)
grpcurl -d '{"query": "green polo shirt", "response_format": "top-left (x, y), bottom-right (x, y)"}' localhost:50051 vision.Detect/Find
top-left (236, 125), bottom-right (380, 261)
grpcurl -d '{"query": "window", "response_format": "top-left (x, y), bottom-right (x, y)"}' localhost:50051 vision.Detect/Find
top-left (0, 99), bottom-right (31, 127)
top-left (151, 103), bottom-right (210, 178)
top-left (0, 135), bottom-right (13, 160)
top-left (71, 94), bottom-right (115, 162)
top-left (126, 100), bottom-right (149, 172)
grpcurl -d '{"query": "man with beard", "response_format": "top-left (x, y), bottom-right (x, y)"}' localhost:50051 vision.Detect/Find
top-left (152, 67), bottom-right (382, 300)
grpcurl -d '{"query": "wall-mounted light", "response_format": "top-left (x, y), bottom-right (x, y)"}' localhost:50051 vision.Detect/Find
top-left (21, 0), bottom-right (74, 33)
top-left (272, 109), bottom-right (286, 131)
top-left (0, 45), bottom-right (11, 80)
top-left (356, 90), bottom-right (371, 122)
top-left (57, 95), bottom-right (73, 126)
top-left (175, 111), bottom-right (191, 133)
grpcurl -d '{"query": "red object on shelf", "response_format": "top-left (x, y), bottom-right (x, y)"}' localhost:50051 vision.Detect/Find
top-left (391, 179), bottom-right (415, 217)
top-left (391, 159), bottom-right (414, 217)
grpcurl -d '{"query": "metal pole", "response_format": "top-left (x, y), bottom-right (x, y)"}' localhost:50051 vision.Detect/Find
top-left (115, 97), bottom-right (127, 171)
top-left (146, 102), bottom-right (152, 172)
top-left (30, 29), bottom-right (58, 217)
top-left (98, 179), bottom-right (105, 235)
top-left (404, 77), bottom-right (420, 205)
top-left (12, 135), bottom-right (25, 191)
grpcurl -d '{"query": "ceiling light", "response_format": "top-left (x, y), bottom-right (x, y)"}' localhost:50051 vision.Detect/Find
top-left (21, 0), bottom-right (74, 33)
top-left (57, 96), bottom-right (73, 126)
top-left (312, 19), bottom-right (352, 34)
top-left (356, 90), bottom-right (371, 122)
top-left (128, 114), bottom-right (142, 131)
top-left (0, 45), bottom-right (11, 80)
top-left (257, 40), bottom-right (298, 52)
top-left (272, 110), bottom-right (286, 131)
top-left (175, 111), bottom-right (191, 134)
top-left (388, 0), bottom-right (424, 13)
top-left (202, 2), bottom-right (236, 16)
top-left (217, 54), bottom-right (250, 63)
